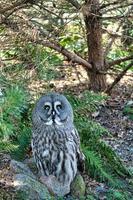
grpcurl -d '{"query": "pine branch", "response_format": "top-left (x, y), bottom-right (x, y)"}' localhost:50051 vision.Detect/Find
top-left (102, 14), bottom-right (133, 20)
top-left (0, 0), bottom-right (27, 14)
top-left (104, 23), bottom-right (122, 58)
top-left (65, 0), bottom-right (81, 10)
top-left (102, 3), bottom-right (133, 14)
top-left (104, 5), bottom-right (133, 58)
top-left (100, 0), bottom-right (127, 10)
top-left (108, 55), bottom-right (133, 68)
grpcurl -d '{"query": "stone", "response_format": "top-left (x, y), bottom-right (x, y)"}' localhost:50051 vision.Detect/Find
top-left (40, 175), bottom-right (70, 197)
top-left (14, 173), bottom-right (52, 200)
top-left (10, 159), bottom-right (86, 199)
top-left (24, 157), bottom-right (38, 175)
top-left (10, 160), bottom-right (36, 179)
top-left (70, 173), bottom-right (86, 198)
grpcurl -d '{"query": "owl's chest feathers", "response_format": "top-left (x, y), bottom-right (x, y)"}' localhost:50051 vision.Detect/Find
top-left (32, 124), bottom-right (78, 185)
top-left (32, 125), bottom-right (76, 154)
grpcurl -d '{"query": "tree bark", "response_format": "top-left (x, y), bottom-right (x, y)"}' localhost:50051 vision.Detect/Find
top-left (83, 0), bottom-right (107, 91)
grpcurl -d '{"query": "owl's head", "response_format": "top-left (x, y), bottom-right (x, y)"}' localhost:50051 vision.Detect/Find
top-left (32, 93), bottom-right (74, 127)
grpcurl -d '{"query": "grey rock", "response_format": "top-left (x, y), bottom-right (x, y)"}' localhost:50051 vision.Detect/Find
top-left (11, 159), bottom-right (86, 199)
top-left (14, 174), bottom-right (52, 200)
top-left (40, 175), bottom-right (70, 197)
top-left (24, 157), bottom-right (38, 175)
top-left (10, 160), bottom-right (36, 179)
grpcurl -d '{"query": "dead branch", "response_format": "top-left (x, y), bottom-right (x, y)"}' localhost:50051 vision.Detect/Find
top-left (105, 61), bottom-right (133, 94)
top-left (0, 1), bottom-right (31, 25)
top-left (108, 55), bottom-right (133, 68)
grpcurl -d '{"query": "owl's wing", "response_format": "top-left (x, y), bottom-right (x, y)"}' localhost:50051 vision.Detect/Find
top-left (71, 128), bottom-right (85, 172)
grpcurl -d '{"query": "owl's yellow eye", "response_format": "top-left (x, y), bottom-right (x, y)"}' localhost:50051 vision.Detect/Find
top-left (44, 105), bottom-right (50, 110)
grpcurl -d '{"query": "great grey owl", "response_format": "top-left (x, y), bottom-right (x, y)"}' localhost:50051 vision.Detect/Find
top-left (31, 93), bottom-right (84, 192)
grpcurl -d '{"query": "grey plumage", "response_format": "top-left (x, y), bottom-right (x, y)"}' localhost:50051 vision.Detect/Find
top-left (31, 92), bottom-right (84, 189)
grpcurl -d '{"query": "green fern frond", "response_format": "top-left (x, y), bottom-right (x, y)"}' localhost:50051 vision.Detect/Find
top-left (11, 126), bottom-right (31, 160)
top-left (0, 85), bottom-right (29, 139)
top-left (82, 146), bottom-right (115, 184)
top-left (95, 140), bottom-right (131, 177)
top-left (0, 141), bottom-right (18, 153)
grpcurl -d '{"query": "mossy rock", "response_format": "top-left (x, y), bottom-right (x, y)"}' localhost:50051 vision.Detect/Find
top-left (70, 173), bottom-right (86, 198)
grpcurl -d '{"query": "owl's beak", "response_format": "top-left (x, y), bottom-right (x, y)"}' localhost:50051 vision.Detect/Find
top-left (52, 110), bottom-right (56, 120)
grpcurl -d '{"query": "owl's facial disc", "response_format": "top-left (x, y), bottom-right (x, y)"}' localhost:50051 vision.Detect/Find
top-left (53, 101), bottom-right (68, 125)
top-left (41, 102), bottom-right (53, 125)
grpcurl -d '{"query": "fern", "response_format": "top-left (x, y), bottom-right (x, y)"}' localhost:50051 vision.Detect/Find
top-left (11, 126), bottom-right (31, 160)
top-left (0, 141), bottom-right (18, 153)
top-left (68, 91), bottom-right (132, 189)
top-left (0, 85), bottom-right (29, 140)
top-left (0, 84), bottom-right (31, 159)
top-left (83, 147), bottom-right (115, 184)
top-left (95, 140), bottom-right (131, 177)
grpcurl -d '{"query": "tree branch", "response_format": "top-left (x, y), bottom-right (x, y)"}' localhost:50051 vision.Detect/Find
top-left (22, 17), bottom-right (92, 71)
top-left (105, 61), bottom-right (133, 94)
top-left (108, 55), bottom-right (133, 68)
top-left (35, 39), bottom-right (92, 70)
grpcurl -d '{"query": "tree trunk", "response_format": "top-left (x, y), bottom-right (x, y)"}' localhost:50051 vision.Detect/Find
top-left (83, 0), bottom-right (107, 91)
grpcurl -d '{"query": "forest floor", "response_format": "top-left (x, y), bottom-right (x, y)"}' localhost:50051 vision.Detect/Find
top-left (96, 81), bottom-right (133, 169)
